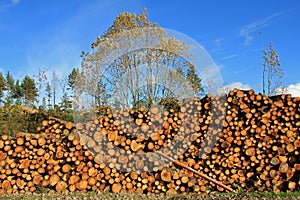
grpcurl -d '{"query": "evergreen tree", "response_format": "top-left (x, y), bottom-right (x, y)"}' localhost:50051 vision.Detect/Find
top-left (68, 68), bottom-right (79, 92)
top-left (0, 72), bottom-right (6, 105)
top-left (13, 80), bottom-right (23, 104)
top-left (60, 92), bottom-right (72, 112)
top-left (187, 64), bottom-right (204, 96)
top-left (21, 75), bottom-right (38, 106)
top-left (5, 71), bottom-right (15, 105)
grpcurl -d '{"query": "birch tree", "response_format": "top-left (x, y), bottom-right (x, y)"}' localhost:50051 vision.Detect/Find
top-left (262, 41), bottom-right (284, 96)
top-left (78, 11), bottom-right (203, 111)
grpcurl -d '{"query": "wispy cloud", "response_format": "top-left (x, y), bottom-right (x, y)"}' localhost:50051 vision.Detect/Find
top-left (0, 0), bottom-right (20, 13)
top-left (11, 0), bottom-right (20, 4)
top-left (214, 38), bottom-right (224, 48)
top-left (221, 53), bottom-right (240, 60)
top-left (221, 48), bottom-right (260, 60)
top-left (25, 0), bottom-right (118, 78)
top-left (240, 12), bottom-right (282, 46)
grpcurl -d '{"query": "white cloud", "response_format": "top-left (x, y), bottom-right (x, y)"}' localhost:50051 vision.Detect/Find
top-left (240, 12), bottom-right (282, 46)
top-left (286, 82), bottom-right (300, 97)
top-left (11, 0), bottom-right (20, 4)
top-left (273, 82), bottom-right (300, 97)
top-left (217, 82), bottom-right (251, 94)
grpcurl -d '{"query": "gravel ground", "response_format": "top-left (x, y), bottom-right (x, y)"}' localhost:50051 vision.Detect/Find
top-left (0, 193), bottom-right (300, 200)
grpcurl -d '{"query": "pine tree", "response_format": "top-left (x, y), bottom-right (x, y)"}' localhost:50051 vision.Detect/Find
top-left (0, 72), bottom-right (6, 105)
top-left (60, 93), bottom-right (72, 112)
top-left (21, 75), bottom-right (38, 106)
top-left (13, 80), bottom-right (23, 104)
top-left (5, 71), bottom-right (15, 105)
top-left (68, 68), bottom-right (79, 92)
top-left (187, 64), bottom-right (204, 96)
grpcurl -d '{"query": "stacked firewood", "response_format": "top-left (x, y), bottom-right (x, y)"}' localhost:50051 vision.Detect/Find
top-left (186, 89), bottom-right (300, 193)
top-left (0, 89), bottom-right (299, 194)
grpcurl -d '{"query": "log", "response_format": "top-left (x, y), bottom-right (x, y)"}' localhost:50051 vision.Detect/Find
top-left (157, 152), bottom-right (235, 192)
top-left (0, 89), bottom-right (299, 194)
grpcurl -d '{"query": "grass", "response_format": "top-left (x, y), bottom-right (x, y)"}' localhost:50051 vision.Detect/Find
top-left (215, 191), bottom-right (300, 200)
top-left (0, 192), bottom-right (300, 200)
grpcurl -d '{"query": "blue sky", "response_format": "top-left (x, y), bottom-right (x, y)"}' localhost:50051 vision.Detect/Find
top-left (0, 0), bottom-right (300, 96)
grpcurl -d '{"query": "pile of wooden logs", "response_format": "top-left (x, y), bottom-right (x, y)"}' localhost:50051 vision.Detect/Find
top-left (0, 89), bottom-right (299, 194)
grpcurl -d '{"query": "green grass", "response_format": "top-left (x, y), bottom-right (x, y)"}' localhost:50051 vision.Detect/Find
top-left (248, 191), bottom-right (300, 197)
top-left (0, 192), bottom-right (300, 200)
top-left (217, 191), bottom-right (300, 199)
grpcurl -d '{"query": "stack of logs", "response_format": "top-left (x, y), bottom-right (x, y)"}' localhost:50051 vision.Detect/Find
top-left (0, 89), bottom-right (299, 194)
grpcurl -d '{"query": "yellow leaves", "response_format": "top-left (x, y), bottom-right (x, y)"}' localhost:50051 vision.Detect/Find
top-left (105, 11), bottom-right (153, 37)
top-left (80, 11), bottom-right (196, 109)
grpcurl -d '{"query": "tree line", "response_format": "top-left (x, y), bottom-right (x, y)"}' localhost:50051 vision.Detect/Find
top-left (0, 68), bottom-right (79, 136)
top-left (0, 69), bottom-right (80, 107)
top-left (0, 10), bottom-right (205, 136)
top-left (0, 9), bottom-right (284, 136)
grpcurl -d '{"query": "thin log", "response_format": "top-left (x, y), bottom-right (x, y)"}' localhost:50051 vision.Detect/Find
top-left (157, 152), bottom-right (235, 192)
